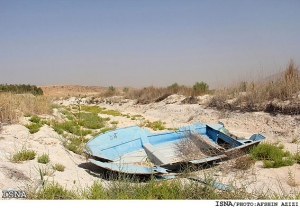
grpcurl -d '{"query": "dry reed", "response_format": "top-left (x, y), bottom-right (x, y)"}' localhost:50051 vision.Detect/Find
top-left (209, 59), bottom-right (300, 114)
top-left (0, 92), bottom-right (51, 123)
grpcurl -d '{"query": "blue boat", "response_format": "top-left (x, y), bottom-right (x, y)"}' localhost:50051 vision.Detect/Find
top-left (84, 122), bottom-right (265, 176)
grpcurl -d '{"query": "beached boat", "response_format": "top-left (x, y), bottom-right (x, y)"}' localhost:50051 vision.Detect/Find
top-left (84, 122), bottom-right (265, 176)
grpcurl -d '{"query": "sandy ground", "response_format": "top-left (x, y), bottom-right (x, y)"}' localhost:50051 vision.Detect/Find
top-left (0, 95), bottom-right (300, 198)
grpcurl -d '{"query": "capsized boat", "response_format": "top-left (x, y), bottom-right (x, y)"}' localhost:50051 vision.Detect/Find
top-left (84, 122), bottom-right (265, 176)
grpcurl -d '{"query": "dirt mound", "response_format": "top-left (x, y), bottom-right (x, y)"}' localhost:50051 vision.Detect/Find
top-left (265, 96), bottom-right (300, 115)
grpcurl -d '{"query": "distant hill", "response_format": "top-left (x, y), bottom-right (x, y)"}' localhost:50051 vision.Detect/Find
top-left (39, 85), bottom-right (136, 97)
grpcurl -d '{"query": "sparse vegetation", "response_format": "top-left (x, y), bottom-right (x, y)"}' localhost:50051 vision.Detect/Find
top-left (130, 114), bottom-right (144, 120)
top-left (62, 135), bottom-right (89, 155)
top-left (25, 123), bottom-right (43, 134)
top-left (52, 163), bottom-right (65, 172)
top-left (52, 120), bottom-right (91, 136)
top-left (145, 120), bottom-right (165, 131)
top-left (25, 116), bottom-right (50, 133)
top-left (49, 105), bottom-right (118, 155)
top-left (37, 153), bottom-right (50, 164)
top-left (11, 149), bottom-right (36, 162)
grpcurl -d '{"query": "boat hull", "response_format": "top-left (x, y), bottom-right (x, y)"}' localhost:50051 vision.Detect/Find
top-left (84, 122), bottom-right (265, 175)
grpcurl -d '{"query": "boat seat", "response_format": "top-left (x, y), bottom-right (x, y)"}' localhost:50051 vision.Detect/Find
top-left (142, 143), bottom-right (171, 165)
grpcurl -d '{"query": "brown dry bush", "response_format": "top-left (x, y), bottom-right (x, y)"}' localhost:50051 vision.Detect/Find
top-left (125, 86), bottom-right (172, 104)
top-left (209, 59), bottom-right (300, 114)
top-left (0, 92), bottom-right (51, 123)
top-left (175, 133), bottom-right (225, 161)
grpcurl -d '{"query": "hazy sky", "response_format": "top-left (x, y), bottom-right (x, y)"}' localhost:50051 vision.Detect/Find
top-left (1, 0), bottom-right (300, 88)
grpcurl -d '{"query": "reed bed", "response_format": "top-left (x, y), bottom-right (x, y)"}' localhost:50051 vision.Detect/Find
top-left (0, 92), bottom-right (51, 123)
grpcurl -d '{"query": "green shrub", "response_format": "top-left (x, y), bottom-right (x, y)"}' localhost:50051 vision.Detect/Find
top-left (37, 153), bottom-right (50, 164)
top-left (193, 81), bottom-right (209, 94)
top-left (25, 123), bottom-right (43, 134)
top-left (11, 149), bottom-right (36, 162)
top-left (250, 143), bottom-right (295, 168)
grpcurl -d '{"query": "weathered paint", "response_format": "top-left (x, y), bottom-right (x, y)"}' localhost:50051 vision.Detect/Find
top-left (84, 122), bottom-right (265, 175)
